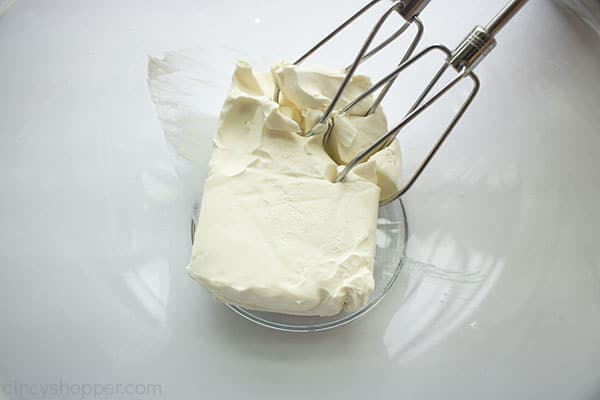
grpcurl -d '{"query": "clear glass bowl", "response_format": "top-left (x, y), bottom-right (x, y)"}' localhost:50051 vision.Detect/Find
top-left (192, 199), bottom-right (408, 332)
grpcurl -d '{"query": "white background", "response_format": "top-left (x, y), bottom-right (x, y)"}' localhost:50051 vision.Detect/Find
top-left (1, 0), bottom-right (599, 399)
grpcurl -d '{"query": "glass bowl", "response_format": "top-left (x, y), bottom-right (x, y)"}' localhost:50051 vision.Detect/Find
top-left (191, 199), bottom-right (408, 332)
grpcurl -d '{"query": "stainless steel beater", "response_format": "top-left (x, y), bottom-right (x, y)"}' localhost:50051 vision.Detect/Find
top-left (274, 0), bottom-right (432, 120)
top-left (323, 0), bottom-right (529, 206)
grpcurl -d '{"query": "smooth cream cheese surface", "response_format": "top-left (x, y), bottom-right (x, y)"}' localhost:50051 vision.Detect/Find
top-left (187, 62), bottom-right (401, 316)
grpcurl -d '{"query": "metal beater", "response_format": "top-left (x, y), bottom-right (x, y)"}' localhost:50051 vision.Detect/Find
top-left (274, 0), bottom-right (432, 118)
top-left (318, 0), bottom-right (529, 205)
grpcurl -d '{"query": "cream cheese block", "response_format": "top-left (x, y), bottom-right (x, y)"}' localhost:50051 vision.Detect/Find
top-left (187, 62), bottom-right (402, 316)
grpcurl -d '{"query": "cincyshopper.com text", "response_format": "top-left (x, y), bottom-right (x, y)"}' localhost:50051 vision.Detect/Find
top-left (2, 379), bottom-right (162, 398)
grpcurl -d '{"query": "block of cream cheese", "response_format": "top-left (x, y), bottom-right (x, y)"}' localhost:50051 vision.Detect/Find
top-left (187, 62), bottom-right (401, 316)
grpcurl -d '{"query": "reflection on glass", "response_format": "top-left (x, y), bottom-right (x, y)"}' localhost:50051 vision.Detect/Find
top-left (556, 0), bottom-right (600, 34)
top-left (124, 259), bottom-right (170, 325)
top-left (384, 254), bottom-right (504, 362)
